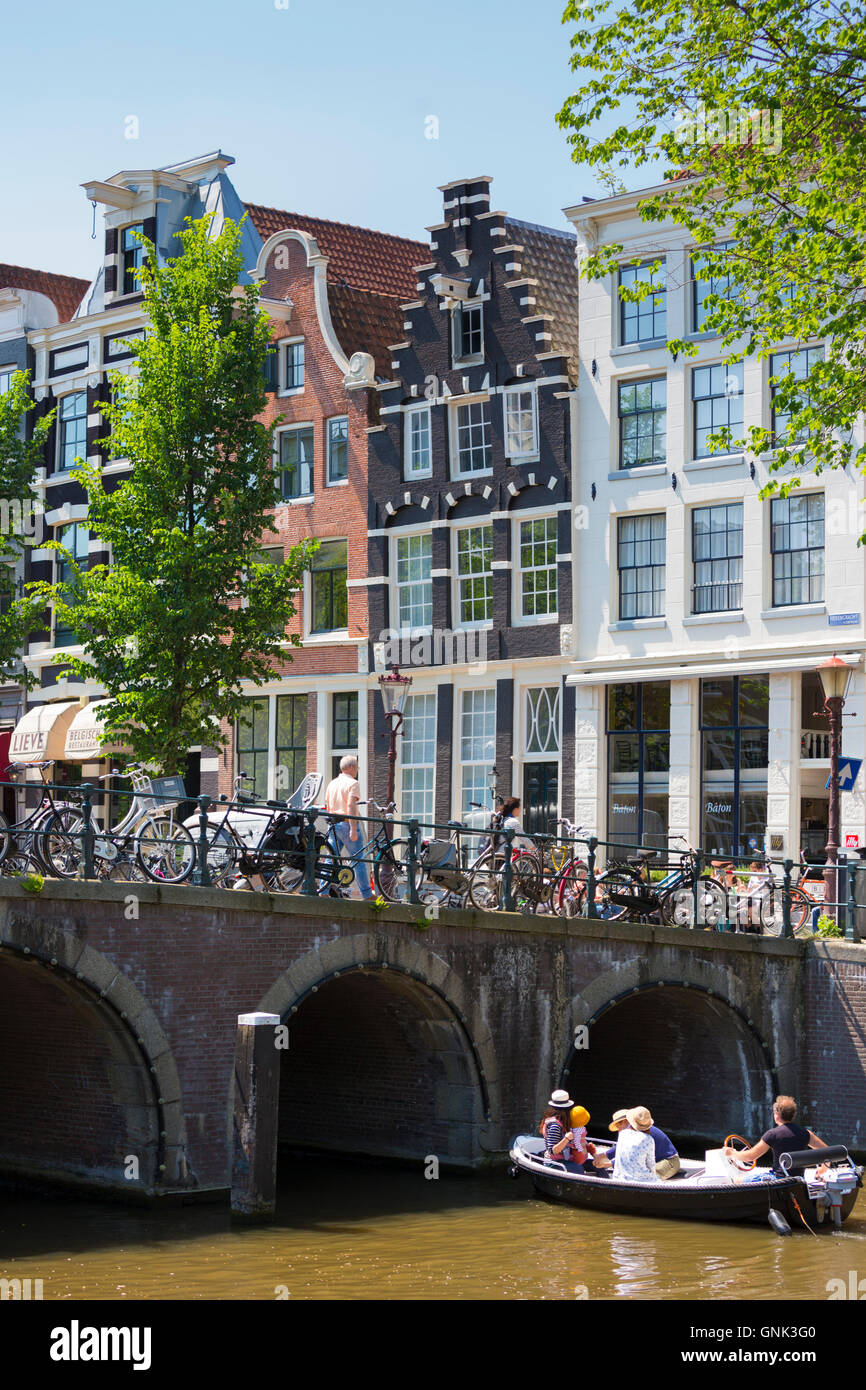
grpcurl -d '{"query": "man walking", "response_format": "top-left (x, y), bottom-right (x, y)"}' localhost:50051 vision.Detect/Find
top-left (320, 754), bottom-right (375, 899)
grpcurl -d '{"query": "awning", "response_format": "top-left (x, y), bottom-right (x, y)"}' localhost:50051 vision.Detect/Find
top-left (8, 701), bottom-right (82, 765)
top-left (566, 652), bottom-right (863, 686)
top-left (64, 699), bottom-right (131, 761)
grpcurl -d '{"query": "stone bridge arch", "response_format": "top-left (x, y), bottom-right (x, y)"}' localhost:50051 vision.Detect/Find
top-left (253, 934), bottom-right (499, 1166)
top-left (0, 919), bottom-right (190, 1194)
top-left (561, 958), bottom-right (783, 1146)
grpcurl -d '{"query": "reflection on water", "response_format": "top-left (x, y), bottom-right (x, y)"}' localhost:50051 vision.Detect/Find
top-left (0, 1161), bottom-right (863, 1301)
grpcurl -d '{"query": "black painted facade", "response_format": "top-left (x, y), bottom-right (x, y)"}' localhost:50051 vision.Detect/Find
top-left (364, 177), bottom-right (579, 824)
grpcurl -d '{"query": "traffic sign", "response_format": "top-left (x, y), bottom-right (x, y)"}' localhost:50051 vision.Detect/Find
top-left (826, 758), bottom-right (863, 792)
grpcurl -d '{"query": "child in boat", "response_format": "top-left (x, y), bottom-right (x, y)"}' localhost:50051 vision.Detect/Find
top-left (541, 1090), bottom-right (593, 1171)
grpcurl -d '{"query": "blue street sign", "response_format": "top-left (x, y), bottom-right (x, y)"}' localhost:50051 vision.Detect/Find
top-left (828, 613), bottom-right (860, 627)
top-left (827, 758), bottom-right (863, 793)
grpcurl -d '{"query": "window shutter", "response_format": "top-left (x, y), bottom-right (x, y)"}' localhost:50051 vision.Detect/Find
top-left (262, 347), bottom-right (278, 392)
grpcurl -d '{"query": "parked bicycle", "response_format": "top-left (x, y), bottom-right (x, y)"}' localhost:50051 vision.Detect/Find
top-left (42, 765), bottom-right (196, 883)
top-left (596, 840), bottom-right (728, 926)
top-left (0, 760), bottom-right (83, 876)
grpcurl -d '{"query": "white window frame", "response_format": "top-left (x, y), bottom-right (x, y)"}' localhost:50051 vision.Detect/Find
top-left (391, 529), bottom-right (433, 634)
top-left (278, 337), bottom-right (305, 397)
top-left (458, 686), bottom-right (497, 819)
top-left (513, 512), bottom-right (559, 625)
top-left (404, 404), bottom-right (432, 479)
top-left (0, 366), bottom-right (17, 396)
top-left (275, 422), bottom-right (315, 503)
top-left (452, 300), bottom-right (484, 367)
top-left (503, 385), bottom-right (539, 461)
top-left (449, 395), bottom-right (492, 480)
top-left (56, 390), bottom-right (88, 473)
top-left (398, 690), bottom-right (437, 826)
top-left (326, 415), bottom-right (349, 487)
top-left (453, 522), bottom-right (494, 630)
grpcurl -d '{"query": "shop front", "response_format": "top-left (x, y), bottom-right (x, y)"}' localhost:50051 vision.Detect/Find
top-left (606, 680), bottom-right (670, 851)
top-left (700, 674), bottom-right (769, 859)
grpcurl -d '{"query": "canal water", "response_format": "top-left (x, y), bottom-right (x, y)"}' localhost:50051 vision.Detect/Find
top-left (1, 1159), bottom-right (864, 1301)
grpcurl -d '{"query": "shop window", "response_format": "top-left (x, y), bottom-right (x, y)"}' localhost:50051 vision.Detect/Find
top-left (607, 681), bottom-right (670, 850)
top-left (700, 675), bottom-right (769, 857)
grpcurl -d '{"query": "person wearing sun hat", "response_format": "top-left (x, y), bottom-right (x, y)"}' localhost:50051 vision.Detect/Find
top-left (611, 1107), bottom-right (661, 1182)
top-left (627, 1105), bottom-right (680, 1180)
top-left (590, 1108), bottom-right (628, 1173)
top-left (540, 1089), bottom-right (591, 1171)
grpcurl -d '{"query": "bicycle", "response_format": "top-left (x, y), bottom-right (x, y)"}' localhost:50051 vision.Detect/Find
top-left (0, 760), bottom-right (83, 875)
top-left (42, 765), bottom-right (196, 883)
top-left (595, 841), bottom-right (728, 927)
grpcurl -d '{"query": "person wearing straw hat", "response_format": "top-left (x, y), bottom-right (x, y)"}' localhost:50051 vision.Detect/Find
top-left (627, 1105), bottom-right (680, 1180)
top-left (540, 1089), bottom-right (590, 1171)
top-left (612, 1107), bottom-right (661, 1182)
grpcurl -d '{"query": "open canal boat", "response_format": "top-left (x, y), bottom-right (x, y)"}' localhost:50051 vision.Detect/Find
top-left (508, 1135), bottom-right (863, 1233)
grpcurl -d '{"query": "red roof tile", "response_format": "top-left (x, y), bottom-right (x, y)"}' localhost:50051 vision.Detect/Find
top-left (0, 264), bottom-right (90, 323)
top-left (245, 204), bottom-right (428, 298)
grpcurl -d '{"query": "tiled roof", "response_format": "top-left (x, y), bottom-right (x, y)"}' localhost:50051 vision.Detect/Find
top-left (0, 264), bottom-right (90, 323)
top-left (328, 283), bottom-right (406, 381)
top-left (505, 219), bottom-right (580, 386)
top-left (245, 204), bottom-right (428, 297)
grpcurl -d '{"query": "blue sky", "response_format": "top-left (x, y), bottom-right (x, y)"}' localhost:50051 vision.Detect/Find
top-left (1, 0), bottom-right (638, 280)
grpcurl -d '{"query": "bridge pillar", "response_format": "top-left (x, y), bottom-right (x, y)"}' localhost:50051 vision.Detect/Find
top-left (231, 1012), bottom-right (281, 1221)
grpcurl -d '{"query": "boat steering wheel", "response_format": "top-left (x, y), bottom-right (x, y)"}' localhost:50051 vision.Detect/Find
top-left (724, 1133), bottom-right (756, 1171)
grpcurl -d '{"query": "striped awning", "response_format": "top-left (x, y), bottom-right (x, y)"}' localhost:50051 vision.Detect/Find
top-left (64, 699), bottom-right (131, 761)
top-left (8, 701), bottom-right (82, 766)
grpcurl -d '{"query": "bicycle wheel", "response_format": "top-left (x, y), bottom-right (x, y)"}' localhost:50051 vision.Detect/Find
top-left (199, 825), bottom-right (243, 887)
top-left (555, 861), bottom-right (588, 918)
top-left (661, 876), bottom-right (727, 929)
top-left (136, 816), bottom-right (195, 883)
top-left (41, 809), bottom-right (86, 879)
top-left (593, 868), bottom-right (644, 920)
top-left (760, 887), bottom-right (813, 938)
top-left (467, 848), bottom-right (504, 911)
top-left (0, 810), bottom-right (11, 868)
top-left (373, 838), bottom-right (425, 902)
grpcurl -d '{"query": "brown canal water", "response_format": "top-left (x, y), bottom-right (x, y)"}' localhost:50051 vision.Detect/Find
top-left (1, 1160), bottom-right (864, 1301)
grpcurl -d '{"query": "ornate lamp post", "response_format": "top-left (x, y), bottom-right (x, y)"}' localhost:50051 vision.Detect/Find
top-left (378, 666), bottom-right (412, 808)
top-left (817, 654), bottom-right (853, 918)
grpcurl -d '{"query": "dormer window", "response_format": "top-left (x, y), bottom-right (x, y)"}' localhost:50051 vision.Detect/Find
top-left (452, 302), bottom-right (483, 366)
top-left (120, 224), bottom-right (144, 295)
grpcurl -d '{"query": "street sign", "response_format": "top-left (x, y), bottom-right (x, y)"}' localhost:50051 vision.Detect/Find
top-left (826, 758), bottom-right (863, 792)
top-left (828, 613), bottom-right (860, 627)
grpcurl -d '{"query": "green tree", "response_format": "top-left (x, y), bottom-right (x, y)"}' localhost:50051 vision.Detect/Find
top-left (558, 0), bottom-right (866, 491)
top-left (0, 372), bottom-right (54, 686)
top-left (32, 215), bottom-right (312, 773)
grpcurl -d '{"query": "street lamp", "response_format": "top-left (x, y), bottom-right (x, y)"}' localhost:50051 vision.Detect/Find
top-left (487, 765), bottom-right (498, 807)
top-left (817, 654), bottom-right (854, 917)
top-left (378, 666), bottom-right (412, 808)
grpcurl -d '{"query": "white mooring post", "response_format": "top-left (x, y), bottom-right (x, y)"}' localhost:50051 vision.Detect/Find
top-left (231, 1011), bottom-right (281, 1221)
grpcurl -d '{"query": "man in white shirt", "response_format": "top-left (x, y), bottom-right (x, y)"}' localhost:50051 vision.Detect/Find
top-left (320, 754), bottom-right (374, 899)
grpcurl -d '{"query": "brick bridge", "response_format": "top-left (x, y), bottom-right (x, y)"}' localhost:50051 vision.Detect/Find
top-left (0, 880), bottom-right (863, 1200)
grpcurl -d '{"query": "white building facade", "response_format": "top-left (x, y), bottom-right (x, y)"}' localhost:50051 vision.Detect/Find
top-left (564, 185), bottom-right (866, 866)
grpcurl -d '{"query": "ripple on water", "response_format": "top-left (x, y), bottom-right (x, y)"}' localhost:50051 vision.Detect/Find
top-left (0, 1167), bottom-right (862, 1301)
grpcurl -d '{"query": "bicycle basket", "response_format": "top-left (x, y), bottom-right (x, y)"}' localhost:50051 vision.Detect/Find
top-left (150, 775), bottom-right (186, 803)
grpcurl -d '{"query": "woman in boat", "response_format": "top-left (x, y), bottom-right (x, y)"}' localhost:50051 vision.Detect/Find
top-left (628, 1105), bottom-right (681, 1179)
top-left (541, 1090), bottom-right (589, 1171)
top-left (612, 1108), bottom-right (661, 1182)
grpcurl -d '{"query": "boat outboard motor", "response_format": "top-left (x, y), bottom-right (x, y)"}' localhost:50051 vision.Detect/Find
top-left (780, 1145), bottom-right (857, 1229)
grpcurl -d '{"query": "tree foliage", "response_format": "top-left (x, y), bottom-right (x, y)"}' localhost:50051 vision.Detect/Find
top-left (558, 0), bottom-right (866, 491)
top-left (0, 372), bottom-right (54, 686)
top-left (31, 215), bottom-right (312, 773)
